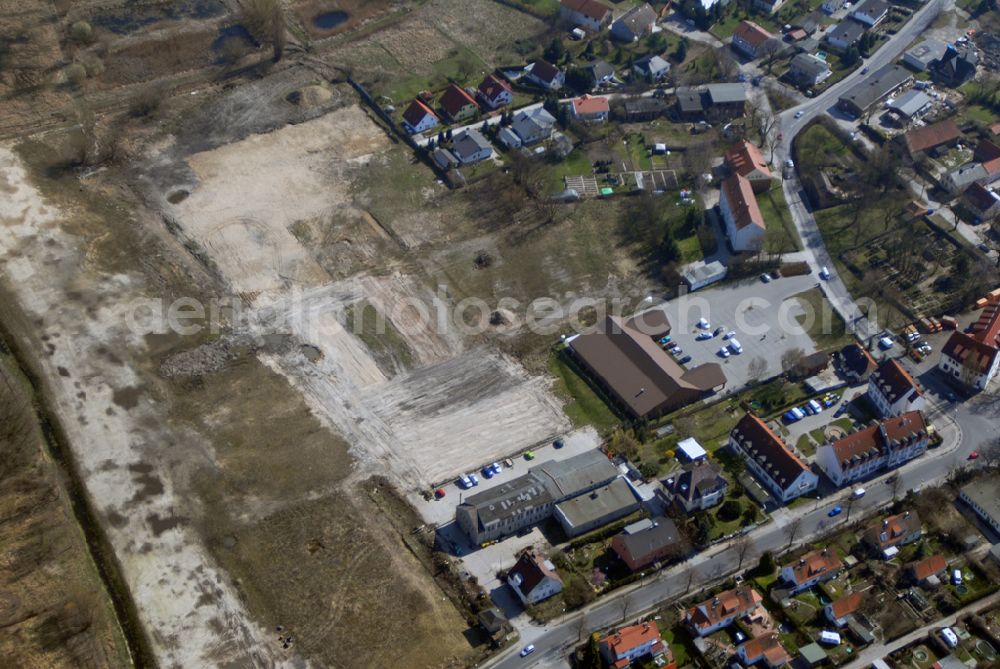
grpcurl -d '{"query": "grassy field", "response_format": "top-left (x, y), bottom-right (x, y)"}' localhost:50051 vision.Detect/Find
top-left (788, 287), bottom-right (853, 351)
top-left (757, 185), bottom-right (802, 252)
top-left (548, 352), bottom-right (621, 431)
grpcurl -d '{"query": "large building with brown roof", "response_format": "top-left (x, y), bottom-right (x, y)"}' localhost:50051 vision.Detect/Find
top-left (720, 174), bottom-right (766, 252)
top-left (566, 315), bottom-right (726, 420)
top-left (725, 140), bottom-right (774, 193)
top-left (903, 119), bottom-right (960, 157)
top-left (817, 411), bottom-right (928, 487)
top-left (610, 517), bottom-right (685, 572)
top-left (729, 414), bottom-right (819, 504)
top-left (685, 587), bottom-right (763, 636)
top-left (868, 359), bottom-right (925, 417)
top-left (862, 511), bottom-right (922, 556)
top-left (938, 295), bottom-right (1000, 390)
top-left (780, 548), bottom-right (843, 593)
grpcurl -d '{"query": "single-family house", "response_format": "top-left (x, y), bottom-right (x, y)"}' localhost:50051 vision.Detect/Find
top-left (849, 0), bottom-right (889, 27)
top-left (825, 21), bottom-right (865, 52)
top-left (780, 548), bottom-right (843, 593)
top-left (962, 183), bottom-right (1000, 221)
top-left (959, 475), bottom-right (1000, 536)
top-left (720, 174), bottom-right (767, 252)
top-left (432, 147), bottom-right (459, 170)
top-left (868, 359), bottom-right (925, 417)
top-left (611, 3), bottom-right (657, 42)
top-left (732, 21), bottom-right (775, 59)
top-left (821, 0), bottom-right (845, 12)
top-left (570, 94), bottom-right (610, 123)
top-left (601, 621), bottom-right (675, 669)
top-left (622, 97), bottom-right (667, 122)
top-left (837, 65), bottom-right (913, 118)
top-left (836, 343), bottom-right (877, 383)
top-left (933, 43), bottom-right (979, 87)
top-left (788, 53), bottom-right (832, 88)
top-left (705, 83), bottom-right (748, 121)
top-left (902, 119), bottom-right (961, 158)
top-left (585, 59), bottom-right (616, 87)
top-left (938, 295), bottom-right (1000, 389)
top-left (907, 554), bottom-right (947, 586)
top-left (610, 517), bottom-right (685, 572)
top-left (477, 73), bottom-right (513, 110)
top-left (559, 0), bottom-right (612, 31)
top-left (903, 39), bottom-right (949, 71)
top-left (401, 99), bottom-right (439, 134)
top-left (816, 411), bottom-right (928, 487)
top-left (439, 83), bottom-right (479, 122)
top-left (451, 129), bottom-right (493, 165)
top-left (729, 414), bottom-right (819, 503)
top-left (666, 461), bottom-right (727, 513)
top-left (526, 58), bottom-right (565, 91)
top-left (725, 139), bottom-right (774, 193)
top-left (674, 87), bottom-right (705, 121)
top-left (633, 53), bottom-right (671, 81)
top-left (825, 592), bottom-right (863, 626)
top-left (507, 550), bottom-right (563, 605)
top-left (737, 633), bottom-right (792, 668)
top-left (685, 587), bottom-right (763, 637)
top-left (511, 107), bottom-right (557, 145)
top-left (862, 511), bottom-right (922, 557)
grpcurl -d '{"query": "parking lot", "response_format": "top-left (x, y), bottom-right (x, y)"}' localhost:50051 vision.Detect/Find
top-left (652, 273), bottom-right (823, 392)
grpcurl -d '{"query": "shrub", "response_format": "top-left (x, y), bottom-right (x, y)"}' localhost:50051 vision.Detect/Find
top-left (64, 63), bottom-right (87, 87)
top-left (718, 499), bottom-right (742, 522)
top-left (69, 20), bottom-right (94, 43)
top-left (79, 53), bottom-right (104, 77)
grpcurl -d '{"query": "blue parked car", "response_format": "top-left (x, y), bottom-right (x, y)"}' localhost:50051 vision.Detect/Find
top-left (828, 506), bottom-right (843, 517)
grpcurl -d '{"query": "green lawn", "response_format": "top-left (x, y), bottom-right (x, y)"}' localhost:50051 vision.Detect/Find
top-left (548, 351), bottom-right (620, 431)
top-left (385, 46), bottom-right (490, 108)
top-left (758, 185), bottom-right (803, 252)
top-left (662, 628), bottom-right (693, 667)
top-left (789, 287), bottom-right (853, 351)
top-left (677, 232), bottom-right (704, 264)
top-left (796, 433), bottom-right (817, 457)
top-left (809, 427), bottom-right (828, 444)
top-left (543, 149), bottom-right (594, 195)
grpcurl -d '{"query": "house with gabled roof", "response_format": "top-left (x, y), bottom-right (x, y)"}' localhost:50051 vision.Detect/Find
top-left (738, 632), bottom-right (791, 668)
top-left (729, 414), bottom-right (819, 503)
top-left (685, 587), bottom-right (763, 637)
top-left (817, 411), bottom-right (928, 487)
top-left (477, 73), bottom-right (513, 110)
top-left (903, 119), bottom-right (961, 158)
top-left (439, 83), bottom-right (479, 122)
top-left (601, 621), bottom-right (674, 669)
top-left (825, 591), bottom-right (863, 626)
top-left (938, 295), bottom-right (1000, 389)
top-left (507, 549), bottom-right (563, 605)
top-left (451, 129), bottom-right (493, 165)
top-left (849, 0), bottom-right (889, 27)
top-left (559, 0), bottom-right (612, 31)
top-left (862, 511), bottom-right (922, 557)
top-left (943, 139), bottom-right (1000, 193)
top-left (401, 99), bottom-right (439, 134)
top-left (633, 53), bottom-right (670, 81)
top-left (720, 174), bottom-right (767, 252)
top-left (836, 343), bottom-right (877, 383)
top-left (961, 183), bottom-right (1000, 221)
top-left (788, 53), bottom-right (832, 89)
top-left (511, 107), bottom-right (557, 145)
top-left (868, 359), bottom-right (925, 417)
top-left (525, 58), bottom-right (565, 91)
top-left (570, 94), bottom-right (610, 123)
top-left (907, 554), bottom-right (947, 586)
top-left (611, 3), bottom-right (657, 42)
top-left (725, 140), bottom-right (773, 193)
top-left (732, 21), bottom-right (774, 59)
top-left (780, 548), bottom-right (843, 593)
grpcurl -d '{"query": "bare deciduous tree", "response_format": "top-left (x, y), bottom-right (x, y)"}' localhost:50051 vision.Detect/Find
top-left (734, 534), bottom-right (755, 570)
top-left (785, 516), bottom-right (804, 550)
top-left (747, 357), bottom-right (768, 384)
top-left (239, 0), bottom-right (286, 62)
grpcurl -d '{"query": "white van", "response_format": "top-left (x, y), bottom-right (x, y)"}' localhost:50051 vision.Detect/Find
top-left (851, 487), bottom-right (866, 499)
top-left (729, 339), bottom-right (743, 354)
top-left (940, 627), bottom-right (959, 648)
top-left (819, 631), bottom-right (841, 645)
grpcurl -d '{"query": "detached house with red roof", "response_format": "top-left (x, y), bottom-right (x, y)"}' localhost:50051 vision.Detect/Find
top-left (862, 511), bottom-right (922, 558)
top-left (601, 621), bottom-right (675, 669)
top-left (685, 587), bottom-right (763, 637)
top-left (817, 411), bottom-right (928, 487)
top-left (438, 83), bottom-right (479, 122)
top-left (780, 548), bottom-right (843, 593)
top-left (570, 94), bottom-right (610, 123)
top-left (868, 359), bottom-right (925, 418)
top-left (477, 73), bottom-right (513, 110)
top-left (725, 140), bottom-right (774, 193)
top-left (401, 99), bottom-right (439, 135)
top-left (907, 554), bottom-right (948, 587)
top-left (825, 591), bottom-right (863, 626)
top-left (902, 119), bottom-right (961, 158)
top-left (559, 0), bottom-right (612, 31)
top-left (507, 550), bottom-right (563, 605)
top-left (720, 174), bottom-right (767, 252)
top-left (938, 295), bottom-right (1000, 390)
top-left (731, 21), bottom-right (775, 59)
top-left (737, 633), bottom-right (791, 668)
top-left (730, 414), bottom-right (818, 503)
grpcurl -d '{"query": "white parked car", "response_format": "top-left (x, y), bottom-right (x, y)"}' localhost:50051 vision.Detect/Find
top-left (697, 318), bottom-right (710, 329)
top-left (719, 347), bottom-right (731, 358)
top-left (819, 266), bottom-right (831, 280)
top-left (729, 339), bottom-right (743, 354)
top-left (724, 331), bottom-right (736, 340)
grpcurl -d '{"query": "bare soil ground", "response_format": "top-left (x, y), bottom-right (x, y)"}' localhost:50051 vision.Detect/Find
top-left (0, 354), bottom-right (131, 669)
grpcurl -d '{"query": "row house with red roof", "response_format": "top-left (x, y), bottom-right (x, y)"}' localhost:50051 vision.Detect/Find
top-left (816, 411), bottom-right (928, 487)
top-left (867, 358), bottom-right (926, 418)
top-left (684, 587), bottom-right (763, 637)
top-left (729, 414), bottom-right (818, 503)
top-left (938, 295), bottom-right (1000, 390)
top-left (780, 548), bottom-right (843, 593)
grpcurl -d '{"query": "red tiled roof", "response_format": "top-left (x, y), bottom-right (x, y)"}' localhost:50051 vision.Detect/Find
top-left (863, 511), bottom-right (921, 550)
top-left (829, 411), bottom-right (926, 466)
top-left (971, 296), bottom-right (1000, 346)
top-left (731, 413), bottom-right (809, 487)
top-left (478, 73), bottom-right (512, 101)
top-left (439, 83), bottom-right (478, 117)
top-left (721, 174), bottom-right (766, 230)
top-left (741, 633), bottom-right (790, 666)
top-left (725, 140), bottom-right (772, 180)
top-left (828, 591), bottom-right (863, 619)
top-left (572, 94), bottom-right (610, 115)
top-left (904, 120), bottom-right (960, 154)
top-left (909, 554), bottom-right (947, 581)
top-left (733, 20), bottom-right (773, 48)
top-left (870, 358), bottom-right (922, 405)
top-left (560, 0), bottom-right (611, 21)
top-left (974, 139), bottom-right (1000, 175)
top-left (687, 587), bottom-right (763, 631)
top-left (942, 330), bottom-right (1000, 375)
top-left (402, 99), bottom-right (437, 127)
top-left (783, 548), bottom-right (843, 585)
top-left (991, 122), bottom-right (1000, 135)
top-left (603, 621), bottom-right (665, 660)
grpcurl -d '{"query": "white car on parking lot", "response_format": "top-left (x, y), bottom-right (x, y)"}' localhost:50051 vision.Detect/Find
top-left (718, 347), bottom-right (730, 358)
top-left (724, 331), bottom-right (736, 340)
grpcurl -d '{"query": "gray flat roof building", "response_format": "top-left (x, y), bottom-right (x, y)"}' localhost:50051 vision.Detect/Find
top-left (706, 83), bottom-right (748, 105)
top-left (837, 65), bottom-right (913, 117)
top-left (903, 39), bottom-right (948, 71)
top-left (554, 477), bottom-right (639, 536)
top-left (887, 89), bottom-right (932, 119)
top-left (959, 475), bottom-right (1000, 537)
